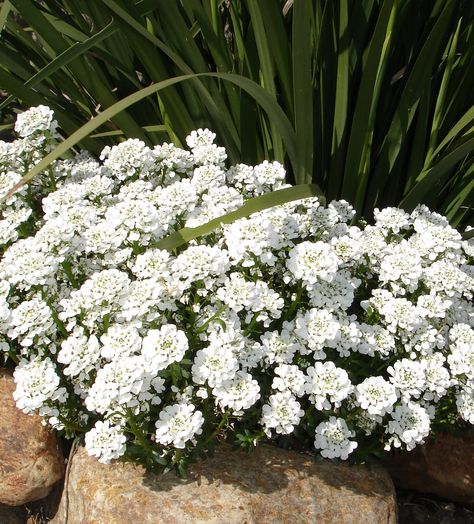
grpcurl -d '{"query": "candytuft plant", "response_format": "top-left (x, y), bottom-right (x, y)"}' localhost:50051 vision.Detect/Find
top-left (0, 107), bottom-right (473, 473)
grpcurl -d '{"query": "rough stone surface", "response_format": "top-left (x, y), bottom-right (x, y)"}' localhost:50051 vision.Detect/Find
top-left (0, 369), bottom-right (65, 506)
top-left (385, 430), bottom-right (474, 506)
top-left (52, 444), bottom-right (397, 524)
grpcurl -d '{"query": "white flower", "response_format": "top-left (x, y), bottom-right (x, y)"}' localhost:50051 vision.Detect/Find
top-left (388, 359), bottom-right (426, 399)
top-left (261, 391), bottom-right (304, 435)
top-left (155, 403), bottom-right (204, 448)
top-left (379, 297), bottom-right (423, 334)
top-left (386, 401), bottom-right (431, 451)
top-left (295, 309), bottom-right (340, 358)
top-left (258, 329), bottom-right (302, 365)
top-left (58, 330), bottom-right (100, 377)
top-left (286, 241), bottom-right (340, 286)
top-left (192, 336), bottom-right (239, 387)
top-left (142, 324), bottom-right (188, 371)
top-left (14, 105), bottom-right (57, 137)
top-left (59, 269), bottom-right (131, 328)
top-left (85, 420), bottom-right (127, 464)
top-left (417, 294), bottom-right (452, 319)
top-left (212, 370), bottom-right (260, 415)
top-left (448, 343), bottom-right (474, 381)
top-left (379, 241), bottom-right (423, 291)
top-left (358, 324), bottom-right (395, 358)
top-left (85, 356), bottom-right (156, 415)
top-left (423, 260), bottom-right (470, 298)
top-left (223, 217), bottom-right (280, 265)
top-left (272, 364), bottom-right (306, 397)
top-left (100, 323), bottom-right (142, 361)
top-left (186, 128), bottom-right (216, 149)
top-left (13, 357), bottom-right (67, 414)
top-left (305, 362), bottom-right (352, 410)
top-left (422, 354), bottom-right (451, 401)
top-left (100, 139), bottom-right (154, 180)
top-left (374, 207), bottom-right (410, 233)
top-left (7, 296), bottom-right (54, 347)
top-left (355, 376), bottom-right (398, 416)
top-left (0, 238), bottom-right (59, 290)
top-left (314, 417), bottom-right (358, 460)
top-left (456, 385), bottom-right (474, 424)
top-left (131, 249), bottom-right (171, 280)
top-left (308, 270), bottom-right (360, 312)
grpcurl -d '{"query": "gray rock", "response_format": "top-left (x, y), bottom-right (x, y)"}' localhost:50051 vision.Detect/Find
top-left (0, 369), bottom-right (65, 506)
top-left (52, 444), bottom-right (397, 524)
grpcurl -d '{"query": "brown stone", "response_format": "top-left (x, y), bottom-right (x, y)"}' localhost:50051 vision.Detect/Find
top-left (51, 444), bottom-right (397, 524)
top-left (384, 429), bottom-right (474, 506)
top-left (0, 369), bottom-right (65, 506)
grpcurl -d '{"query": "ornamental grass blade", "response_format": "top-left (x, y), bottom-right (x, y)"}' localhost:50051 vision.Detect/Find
top-left (292, 0), bottom-right (314, 185)
top-left (246, 0), bottom-right (284, 163)
top-left (399, 136), bottom-right (474, 210)
top-left (0, 20), bottom-right (117, 111)
top-left (2, 72), bottom-right (296, 201)
top-left (365, 0), bottom-right (456, 212)
top-left (102, 0), bottom-right (240, 159)
top-left (0, 0), bottom-right (11, 34)
top-left (341, 0), bottom-right (396, 210)
top-left (327, 0), bottom-right (350, 200)
top-left (154, 184), bottom-right (325, 251)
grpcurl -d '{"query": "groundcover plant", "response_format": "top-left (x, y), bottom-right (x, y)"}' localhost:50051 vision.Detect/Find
top-left (1, 107), bottom-right (473, 473)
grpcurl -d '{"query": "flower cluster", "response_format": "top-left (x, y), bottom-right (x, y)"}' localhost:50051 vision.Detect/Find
top-left (1, 107), bottom-right (473, 468)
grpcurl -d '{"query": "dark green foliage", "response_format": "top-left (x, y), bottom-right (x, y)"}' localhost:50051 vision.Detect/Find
top-left (1, 0), bottom-right (473, 226)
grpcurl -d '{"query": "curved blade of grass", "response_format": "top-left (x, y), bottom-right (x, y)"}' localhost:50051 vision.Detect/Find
top-left (102, 0), bottom-right (240, 157)
top-left (431, 105), bottom-right (474, 158)
top-left (341, 0), bottom-right (396, 207)
top-left (292, 0), bottom-right (313, 185)
top-left (327, 0), bottom-right (350, 200)
top-left (154, 184), bottom-right (325, 251)
top-left (0, 0), bottom-right (12, 34)
top-left (0, 20), bottom-right (116, 111)
top-left (2, 72), bottom-right (296, 201)
top-left (246, 0), bottom-right (284, 162)
top-left (400, 137), bottom-right (474, 210)
top-left (366, 0), bottom-right (456, 210)
top-left (443, 164), bottom-right (474, 226)
top-left (90, 124), bottom-right (167, 138)
top-left (424, 18), bottom-right (462, 167)
top-left (258, 0), bottom-right (292, 117)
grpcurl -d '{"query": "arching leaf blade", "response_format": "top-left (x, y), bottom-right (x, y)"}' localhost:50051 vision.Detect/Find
top-left (154, 184), bottom-right (325, 251)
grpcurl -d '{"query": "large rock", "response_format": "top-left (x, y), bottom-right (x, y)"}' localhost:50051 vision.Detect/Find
top-left (385, 429), bottom-right (474, 506)
top-left (52, 444), bottom-right (397, 524)
top-left (0, 369), bottom-right (64, 506)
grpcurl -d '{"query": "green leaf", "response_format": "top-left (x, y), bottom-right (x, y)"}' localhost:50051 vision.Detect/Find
top-left (0, 20), bottom-right (117, 111)
top-left (366, 0), bottom-right (456, 210)
top-left (89, 124), bottom-right (167, 138)
top-left (0, 0), bottom-right (12, 34)
top-left (246, 0), bottom-right (284, 162)
top-left (154, 184), bottom-right (325, 251)
top-left (341, 0), bottom-right (396, 209)
top-left (400, 137), bottom-right (474, 210)
top-left (292, 0), bottom-right (314, 185)
top-left (328, 0), bottom-right (350, 199)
